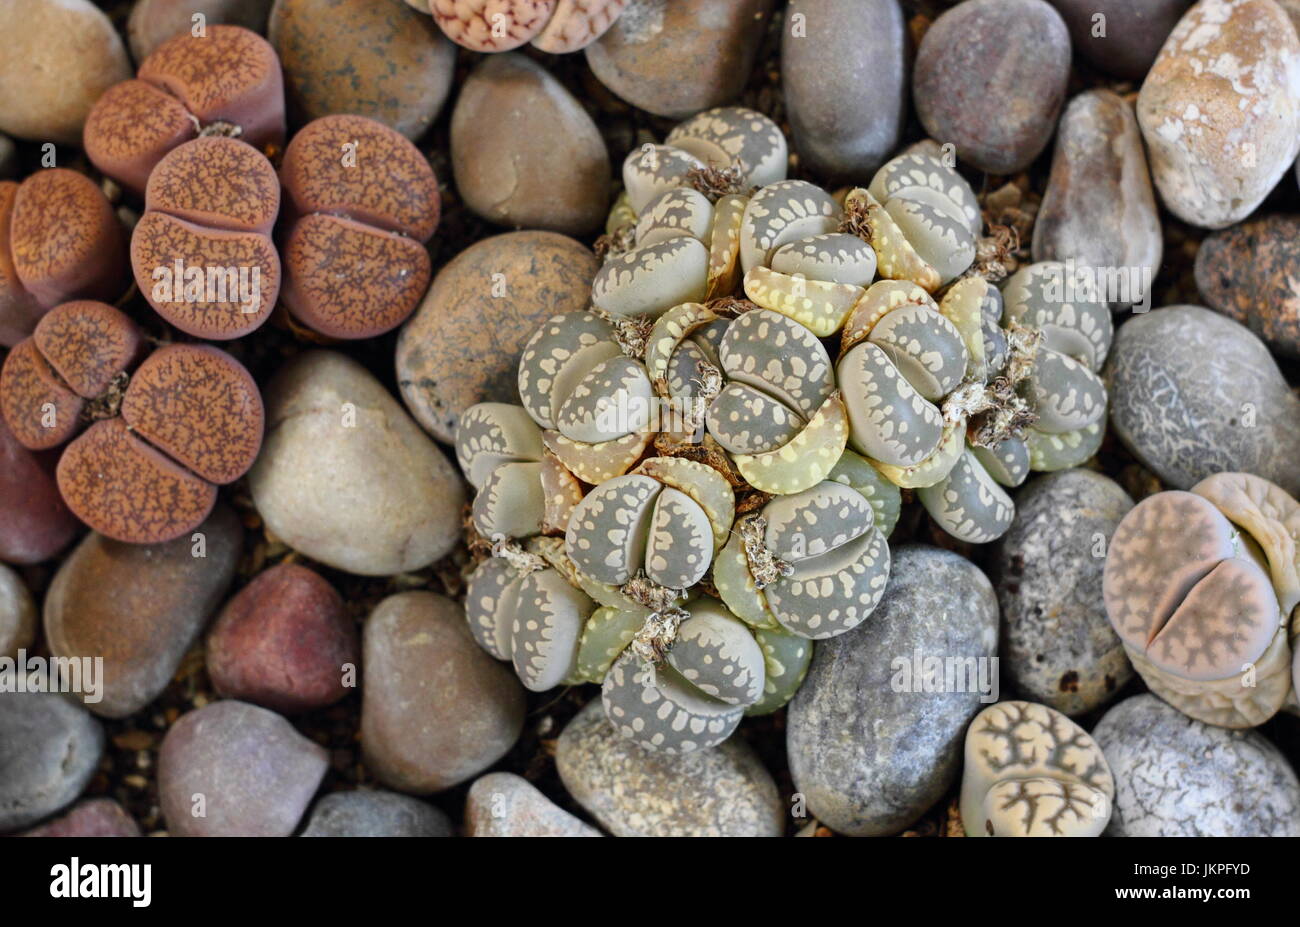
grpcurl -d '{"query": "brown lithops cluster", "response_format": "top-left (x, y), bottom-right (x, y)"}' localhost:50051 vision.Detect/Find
top-left (83, 25), bottom-right (286, 196)
top-left (131, 136), bottom-right (281, 338)
top-left (0, 300), bottom-right (262, 544)
top-left (0, 170), bottom-right (127, 346)
top-left (428, 0), bottom-right (625, 54)
top-left (279, 114), bottom-right (439, 339)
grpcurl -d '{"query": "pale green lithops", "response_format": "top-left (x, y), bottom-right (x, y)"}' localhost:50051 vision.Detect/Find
top-left (1103, 479), bottom-right (1294, 729)
top-left (960, 701), bottom-right (1114, 837)
top-left (716, 480), bottom-right (890, 640)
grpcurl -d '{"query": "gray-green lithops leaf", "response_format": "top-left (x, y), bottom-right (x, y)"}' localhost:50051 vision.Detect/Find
top-left (739, 180), bottom-right (841, 273)
top-left (555, 355), bottom-right (653, 443)
top-left (838, 341), bottom-right (944, 468)
top-left (1026, 347), bottom-right (1107, 434)
top-left (645, 487), bottom-right (713, 589)
top-left (1002, 262), bottom-right (1113, 369)
top-left (1026, 421), bottom-right (1103, 471)
top-left (717, 307), bottom-right (834, 420)
top-left (764, 527), bottom-right (890, 639)
top-left (868, 150), bottom-right (981, 238)
top-left (827, 448), bottom-right (902, 537)
top-left (634, 187), bottom-right (715, 247)
top-left (511, 568), bottom-right (593, 692)
top-left (591, 237), bottom-right (710, 318)
top-left (666, 601), bottom-right (765, 707)
top-left (706, 382), bottom-right (804, 454)
top-left (769, 232), bottom-right (877, 287)
top-left (564, 474), bottom-right (660, 586)
top-left (762, 481), bottom-right (872, 561)
top-left (867, 302), bottom-right (969, 400)
top-left (455, 402), bottom-right (545, 490)
top-left (972, 437), bottom-right (1030, 488)
top-left (745, 625), bottom-right (813, 716)
top-left (472, 461), bottom-right (546, 540)
top-left (622, 143), bottom-right (705, 213)
top-left (574, 604), bottom-right (647, 683)
top-left (665, 106), bottom-right (788, 189)
top-left (465, 557), bottom-right (521, 661)
top-left (883, 193), bottom-right (976, 287)
top-left (918, 448), bottom-right (1015, 543)
top-left (518, 311), bottom-right (618, 430)
top-left (601, 651), bottom-right (744, 754)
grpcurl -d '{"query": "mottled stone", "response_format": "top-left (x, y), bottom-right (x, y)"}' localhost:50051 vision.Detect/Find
top-left (0, 692), bottom-right (104, 833)
top-left (1137, 0), bottom-right (1300, 228)
top-left (206, 563), bottom-right (358, 714)
top-left (129, 0), bottom-right (273, 62)
top-left (299, 789), bottom-right (452, 836)
top-left (43, 506), bottom-right (242, 719)
top-left (0, 563), bottom-right (35, 660)
top-left (452, 54), bottom-right (609, 235)
top-left (249, 351), bottom-right (465, 576)
top-left (20, 798), bottom-right (140, 837)
top-left (1095, 694), bottom-right (1300, 836)
top-left (0, 0), bottom-right (132, 145)
top-left (913, 0), bottom-right (1071, 174)
top-left (0, 419), bottom-right (78, 565)
top-left (991, 469), bottom-right (1135, 716)
top-left (1195, 214), bottom-right (1300, 358)
top-left (1104, 306), bottom-right (1300, 497)
top-left (270, 0), bottom-right (456, 140)
top-left (786, 544), bottom-right (999, 836)
top-left (781, 0), bottom-right (908, 182)
top-left (585, 0), bottom-right (774, 119)
top-left (158, 700), bottom-right (328, 837)
top-left (1033, 90), bottom-right (1162, 311)
top-left (397, 231), bottom-right (598, 443)
top-left (556, 701), bottom-right (784, 836)
top-left (361, 592), bottom-right (525, 794)
top-left (1048, 0), bottom-right (1192, 79)
top-left (466, 772), bottom-right (601, 836)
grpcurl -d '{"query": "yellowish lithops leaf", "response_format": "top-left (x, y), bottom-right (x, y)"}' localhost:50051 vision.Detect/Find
top-left (873, 417), bottom-right (965, 489)
top-left (1025, 422), bottom-right (1103, 471)
top-left (706, 193), bottom-right (747, 298)
top-left (540, 451), bottom-right (584, 535)
top-left (847, 188), bottom-right (941, 293)
top-left (643, 302), bottom-right (718, 390)
top-left (733, 393), bottom-right (849, 495)
top-left (743, 265), bottom-right (865, 337)
top-left (938, 276), bottom-right (988, 376)
top-left (841, 279), bottom-right (937, 352)
top-left (542, 429), bottom-right (652, 484)
top-left (712, 532), bottom-right (781, 630)
top-left (574, 604), bottom-right (648, 683)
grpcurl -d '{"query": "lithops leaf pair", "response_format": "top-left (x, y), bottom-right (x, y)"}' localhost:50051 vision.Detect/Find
top-left (430, 0), bottom-right (625, 54)
top-left (961, 701), bottom-right (1114, 837)
top-left (1103, 475), bottom-right (1294, 729)
top-left (564, 456), bottom-right (734, 591)
top-left (714, 476), bottom-right (890, 640)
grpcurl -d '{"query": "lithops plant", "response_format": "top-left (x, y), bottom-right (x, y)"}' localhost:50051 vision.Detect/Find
top-left (428, 0), bottom-right (626, 54)
top-left (960, 700), bottom-right (1114, 837)
top-left (84, 25), bottom-right (285, 196)
top-left (1103, 474), bottom-right (1298, 729)
top-left (279, 114), bottom-right (439, 339)
top-left (0, 300), bottom-right (263, 544)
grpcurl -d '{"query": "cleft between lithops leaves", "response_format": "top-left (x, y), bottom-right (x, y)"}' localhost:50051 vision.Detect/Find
top-left (79, 370), bottom-right (131, 423)
top-left (685, 164), bottom-right (756, 202)
top-left (738, 514), bottom-right (794, 590)
top-left (490, 536), bottom-right (548, 576)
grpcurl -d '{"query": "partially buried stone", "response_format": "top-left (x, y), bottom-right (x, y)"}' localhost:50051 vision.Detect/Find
top-left (1048, 0), bottom-right (1192, 80)
top-left (1094, 694), bottom-right (1300, 836)
top-left (43, 505), bottom-right (242, 719)
top-left (465, 772), bottom-right (601, 836)
top-left (299, 789), bottom-right (452, 837)
top-left (20, 798), bottom-right (140, 837)
top-left (0, 691), bottom-right (105, 833)
top-left (1194, 214), bottom-right (1300, 359)
top-left (129, 0), bottom-right (273, 62)
top-left (0, 418), bottom-right (78, 565)
top-left (0, 563), bottom-right (36, 660)
top-left (991, 469), bottom-right (1134, 716)
top-left (913, 0), bottom-right (1071, 174)
top-left (556, 701), bottom-right (783, 836)
top-left (158, 700), bottom-right (328, 837)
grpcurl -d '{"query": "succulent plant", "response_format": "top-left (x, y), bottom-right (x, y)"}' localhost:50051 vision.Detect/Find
top-left (429, 0), bottom-right (626, 54)
top-left (1103, 473), bottom-right (1297, 729)
top-left (0, 300), bottom-right (263, 544)
top-left (84, 25), bottom-right (286, 196)
top-left (960, 700), bottom-right (1114, 837)
top-left (279, 114), bottom-right (439, 339)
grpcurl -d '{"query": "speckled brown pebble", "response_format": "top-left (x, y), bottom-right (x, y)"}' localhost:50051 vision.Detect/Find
top-left (0, 418), bottom-right (78, 564)
top-left (43, 505), bottom-right (242, 718)
top-left (270, 0), bottom-right (456, 140)
top-left (1195, 214), bottom-right (1300, 359)
top-left (19, 798), bottom-right (141, 837)
top-left (914, 0), bottom-right (1072, 174)
top-left (585, 0), bottom-right (774, 119)
top-left (158, 700), bottom-right (328, 837)
top-left (0, 562), bottom-right (36, 660)
top-left (1049, 0), bottom-right (1192, 79)
top-left (206, 563), bottom-right (359, 714)
top-left (451, 53), bottom-right (609, 235)
top-left (129, 0), bottom-right (274, 62)
top-left (361, 592), bottom-right (525, 794)
top-left (0, 0), bottom-right (132, 145)
top-left (465, 772), bottom-right (602, 836)
top-left (397, 230), bottom-right (598, 443)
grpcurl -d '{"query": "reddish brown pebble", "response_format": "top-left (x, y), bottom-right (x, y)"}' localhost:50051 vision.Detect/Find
top-left (19, 798), bottom-right (142, 837)
top-left (279, 114), bottom-right (437, 339)
top-left (431, 0), bottom-right (556, 52)
top-left (131, 137), bottom-right (281, 338)
top-left (0, 182), bottom-right (44, 347)
top-left (0, 417), bottom-right (78, 564)
top-left (57, 417), bottom-right (218, 545)
top-left (206, 562), bottom-right (359, 713)
top-left (1195, 214), bottom-right (1300, 360)
top-left (84, 25), bottom-right (286, 195)
top-left (8, 170), bottom-right (127, 311)
top-left (119, 343), bottom-right (264, 485)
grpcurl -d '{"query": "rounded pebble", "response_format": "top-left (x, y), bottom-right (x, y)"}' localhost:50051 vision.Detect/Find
top-left (299, 789), bottom-right (453, 837)
top-left (466, 772), bottom-right (601, 836)
top-left (0, 562), bottom-right (36, 660)
top-left (0, 691), bottom-right (105, 833)
top-left (1048, 0), bottom-right (1191, 79)
top-left (19, 798), bottom-right (141, 837)
top-left (1195, 214), bottom-right (1300, 358)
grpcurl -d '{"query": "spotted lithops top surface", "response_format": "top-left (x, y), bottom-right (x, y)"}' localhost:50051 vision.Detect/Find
top-left (716, 308), bottom-right (833, 424)
top-left (666, 600), bottom-right (765, 707)
top-left (882, 193), bottom-right (975, 287)
top-left (868, 150), bottom-right (981, 238)
top-left (664, 107), bottom-right (787, 189)
top-left (431, 0), bottom-right (556, 52)
top-left (591, 235), bottom-right (709, 318)
top-left (622, 144), bottom-right (706, 215)
top-left (633, 188), bottom-right (715, 248)
top-left (739, 180), bottom-right (841, 273)
top-left (961, 701), bottom-right (1114, 837)
top-left (455, 402), bottom-right (544, 490)
top-left (530, 0), bottom-right (626, 54)
top-left (601, 651), bottom-right (744, 754)
top-left (917, 447), bottom-right (1014, 544)
top-left (1002, 262), bottom-right (1113, 369)
top-left (517, 311), bottom-right (618, 430)
top-left (770, 233), bottom-right (877, 287)
top-left (1104, 490), bottom-right (1282, 682)
top-left (555, 355), bottom-right (653, 443)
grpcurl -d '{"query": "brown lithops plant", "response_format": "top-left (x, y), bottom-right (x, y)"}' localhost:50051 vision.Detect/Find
top-left (131, 137), bottom-right (281, 338)
top-left (58, 344), bottom-right (263, 544)
top-left (0, 300), bottom-right (262, 544)
top-left (430, 0), bottom-right (556, 52)
top-left (0, 171), bottom-right (127, 346)
top-left (83, 25), bottom-right (286, 196)
top-left (279, 114), bottom-right (438, 339)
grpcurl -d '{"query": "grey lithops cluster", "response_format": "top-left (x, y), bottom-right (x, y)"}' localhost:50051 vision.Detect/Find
top-left (1103, 473), bottom-right (1297, 728)
top-left (960, 700), bottom-right (1114, 837)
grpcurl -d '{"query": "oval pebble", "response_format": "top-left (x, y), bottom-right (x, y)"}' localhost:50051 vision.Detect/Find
top-left (299, 789), bottom-right (453, 837)
top-left (1195, 214), bottom-right (1300, 359)
top-left (0, 691), bottom-right (104, 833)
top-left (465, 772), bottom-right (601, 837)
